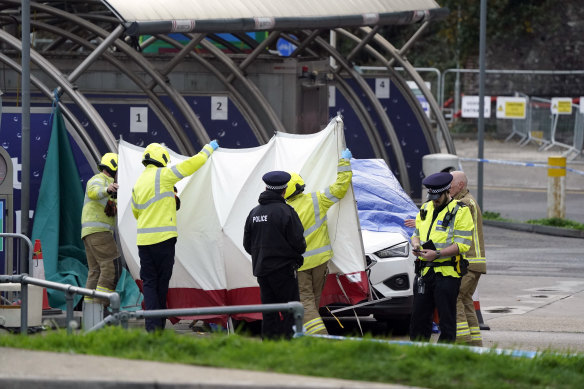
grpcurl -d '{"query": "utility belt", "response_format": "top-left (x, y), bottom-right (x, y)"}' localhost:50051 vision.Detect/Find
top-left (415, 255), bottom-right (469, 276)
top-left (422, 258), bottom-right (457, 268)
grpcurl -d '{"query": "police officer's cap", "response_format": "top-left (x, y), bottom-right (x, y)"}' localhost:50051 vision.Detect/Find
top-left (422, 172), bottom-right (453, 200)
top-left (262, 171), bottom-right (291, 191)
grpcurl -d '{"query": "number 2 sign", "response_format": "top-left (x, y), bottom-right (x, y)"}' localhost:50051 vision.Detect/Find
top-left (211, 96), bottom-right (228, 120)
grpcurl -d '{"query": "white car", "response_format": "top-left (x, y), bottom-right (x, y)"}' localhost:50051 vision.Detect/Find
top-left (320, 159), bottom-right (418, 333)
top-left (319, 229), bottom-right (416, 334)
top-left (361, 229), bottom-right (415, 328)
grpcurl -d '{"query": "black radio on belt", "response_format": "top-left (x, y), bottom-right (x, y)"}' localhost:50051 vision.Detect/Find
top-left (442, 210), bottom-right (453, 227)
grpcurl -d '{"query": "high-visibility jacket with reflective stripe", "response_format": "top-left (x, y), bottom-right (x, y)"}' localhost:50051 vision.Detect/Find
top-left (81, 172), bottom-right (115, 239)
top-left (287, 158), bottom-right (352, 271)
top-left (413, 199), bottom-right (474, 278)
top-left (132, 145), bottom-right (213, 246)
top-left (454, 189), bottom-right (486, 273)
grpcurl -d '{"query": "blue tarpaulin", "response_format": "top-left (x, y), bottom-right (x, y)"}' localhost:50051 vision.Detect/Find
top-left (352, 159), bottom-right (419, 239)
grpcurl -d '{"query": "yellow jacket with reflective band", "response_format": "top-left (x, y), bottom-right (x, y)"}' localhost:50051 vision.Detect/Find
top-left (287, 158), bottom-right (352, 271)
top-left (412, 199), bottom-right (474, 278)
top-left (81, 172), bottom-right (116, 239)
top-left (454, 189), bottom-right (486, 273)
top-left (131, 144), bottom-right (213, 246)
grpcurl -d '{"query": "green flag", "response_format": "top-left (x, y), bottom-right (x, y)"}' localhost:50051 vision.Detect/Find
top-left (31, 107), bottom-right (141, 310)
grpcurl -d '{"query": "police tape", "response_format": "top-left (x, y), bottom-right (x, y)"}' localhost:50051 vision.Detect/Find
top-left (458, 157), bottom-right (584, 176)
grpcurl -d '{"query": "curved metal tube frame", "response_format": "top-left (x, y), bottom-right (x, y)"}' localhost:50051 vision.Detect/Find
top-left (301, 32), bottom-right (410, 192)
top-left (280, 32), bottom-right (388, 162)
top-left (363, 27), bottom-right (456, 154)
top-left (198, 38), bottom-right (286, 136)
top-left (18, 1), bottom-right (202, 153)
top-left (335, 28), bottom-right (439, 153)
top-left (0, 0), bottom-right (446, 184)
top-left (27, 17), bottom-right (189, 154)
top-left (0, 27), bottom-right (117, 151)
top-left (154, 34), bottom-right (270, 144)
top-left (0, 51), bottom-right (101, 163)
top-left (0, 12), bottom-right (191, 155)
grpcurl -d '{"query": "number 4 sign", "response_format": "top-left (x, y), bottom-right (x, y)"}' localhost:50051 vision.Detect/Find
top-left (130, 107), bottom-right (148, 133)
top-left (375, 78), bottom-right (390, 99)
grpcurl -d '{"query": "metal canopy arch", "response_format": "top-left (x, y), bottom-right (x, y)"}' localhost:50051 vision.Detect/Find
top-left (0, 5), bottom-right (193, 156)
top-left (363, 26), bottom-right (456, 154)
top-left (197, 36), bottom-right (287, 138)
top-left (276, 31), bottom-right (391, 163)
top-left (4, 0), bottom-right (208, 154)
top-left (334, 27), bottom-right (440, 153)
top-left (292, 30), bottom-right (411, 193)
top-left (0, 27), bottom-right (118, 151)
top-left (147, 34), bottom-right (270, 145)
top-left (101, 0), bottom-right (448, 35)
top-left (0, 51), bottom-right (102, 164)
top-left (4, 14), bottom-right (192, 155)
top-left (0, 0), bottom-right (453, 193)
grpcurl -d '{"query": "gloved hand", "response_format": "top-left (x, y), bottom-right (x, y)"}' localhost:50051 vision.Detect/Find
top-left (174, 186), bottom-right (181, 211)
top-left (106, 182), bottom-right (119, 195)
top-left (341, 148), bottom-right (352, 160)
top-left (104, 199), bottom-right (117, 217)
top-left (209, 139), bottom-right (219, 151)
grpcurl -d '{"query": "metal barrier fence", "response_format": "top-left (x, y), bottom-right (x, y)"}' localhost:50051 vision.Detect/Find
top-left (0, 233), bottom-right (121, 334)
top-left (88, 302), bottom-right (305, 337)
top-left (506, 97), bottom-right (584, 160)
top-left (1, 272), bottom-right (305, 337)
top-left (0, 234), bottom-right (305, 337)
top-left (442, 68), bottom-right (584, 160)
top-left (0, 273), bottom-right (120, 335)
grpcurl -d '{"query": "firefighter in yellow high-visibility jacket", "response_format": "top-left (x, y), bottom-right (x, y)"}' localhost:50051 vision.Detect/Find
top-left (81, 153), bottom-right (121, 309)
top-left (450, 171), bottom-right (486, 346)
top-left (410, 172), bottom-right (474, 343)
top-left (132, 141), bottom-right (218, 332)
top-left (285, 148), bottom-right (353, 335)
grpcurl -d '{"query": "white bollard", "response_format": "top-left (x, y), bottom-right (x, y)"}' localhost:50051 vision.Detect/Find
top-left (82, 300), bottom-right (104, 330)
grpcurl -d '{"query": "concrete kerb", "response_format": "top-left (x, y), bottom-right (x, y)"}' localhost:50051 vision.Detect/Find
top-left (484, 220), bottom-right (584, 239)
top-left (0, 347), bottom-right (409, 389)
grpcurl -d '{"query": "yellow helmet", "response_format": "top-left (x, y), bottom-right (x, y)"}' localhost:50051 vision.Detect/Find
top-left (285, 172), bottom-right (305, 200)
top-left (98, 152), bottom-right (118, 175)
top-left (142, 143), bottom-right (170, 167)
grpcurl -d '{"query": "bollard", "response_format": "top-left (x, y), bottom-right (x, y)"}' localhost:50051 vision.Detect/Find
top-left (547, 156), bottom-right (566, 219)
top-left (421, 154), bottom-right (460, 200)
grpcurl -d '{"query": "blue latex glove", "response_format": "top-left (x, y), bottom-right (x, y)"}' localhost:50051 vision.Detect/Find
top-left (341, 148), bottom-right (352, 160)
top-left (209, 139), bottom-right (219, 151)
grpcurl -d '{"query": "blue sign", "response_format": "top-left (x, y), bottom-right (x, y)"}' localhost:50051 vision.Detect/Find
top-left (277, 38), bottom-right (297, 57)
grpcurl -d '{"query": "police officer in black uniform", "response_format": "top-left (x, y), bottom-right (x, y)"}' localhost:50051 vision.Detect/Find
top-left (243, 171), bottom-right (306, 339)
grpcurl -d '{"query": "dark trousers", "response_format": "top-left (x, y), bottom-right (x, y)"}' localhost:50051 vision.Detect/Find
top-left (257, 266), bottom-right (300, 340)
top-left (410, 271), bottom-right (461, 342)
top-left (138, 237), bottom-right (176, 332)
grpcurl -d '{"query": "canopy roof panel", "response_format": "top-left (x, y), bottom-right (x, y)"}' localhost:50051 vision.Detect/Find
top-left (101, 0), bottom-right (446, 35)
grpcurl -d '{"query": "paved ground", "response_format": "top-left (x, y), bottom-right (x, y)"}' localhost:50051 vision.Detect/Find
top-left (454, 137), bottom-right (584, 224)
top-left (0, 346), bottom-right (410, 389)
top-left (453, 136), bottom-right (584, 191)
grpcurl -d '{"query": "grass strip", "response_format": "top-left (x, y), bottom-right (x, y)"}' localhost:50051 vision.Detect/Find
top-left (1, 326), bottom-right (583, 388)
top-left (484, 211), bottom-right (584, 230)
